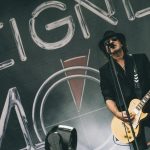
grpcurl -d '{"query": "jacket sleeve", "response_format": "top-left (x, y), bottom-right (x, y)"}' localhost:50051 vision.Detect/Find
top-left (143, 54), bottom-right (150, 88)
top-left (141, 54), bottom-right (150, 112)
top-left (99, 66), bottom-right (116, 102)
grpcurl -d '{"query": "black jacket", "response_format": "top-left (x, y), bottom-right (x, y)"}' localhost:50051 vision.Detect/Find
top-left (99, 53), bottom-right (150, 111)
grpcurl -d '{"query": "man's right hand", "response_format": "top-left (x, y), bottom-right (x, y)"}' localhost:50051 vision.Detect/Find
top-left (115, 111), bottom-right (135, 122)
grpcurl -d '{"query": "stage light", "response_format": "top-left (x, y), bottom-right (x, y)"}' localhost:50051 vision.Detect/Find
top-left (45, 125), bottom-right (77, 150)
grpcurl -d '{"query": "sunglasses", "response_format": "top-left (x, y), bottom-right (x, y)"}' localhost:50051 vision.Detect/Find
top-left (104, 36), bottom-right (118, 45)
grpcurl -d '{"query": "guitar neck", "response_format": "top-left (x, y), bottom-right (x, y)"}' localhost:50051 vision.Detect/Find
top-left (136, 90), bottom-right (150, 111)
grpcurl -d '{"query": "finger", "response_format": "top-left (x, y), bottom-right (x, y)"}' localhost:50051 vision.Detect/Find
top-left (130, 112), bottom-right (135, 116)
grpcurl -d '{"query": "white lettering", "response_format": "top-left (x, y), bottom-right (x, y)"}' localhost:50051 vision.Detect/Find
top-left (122, 0), bottom-right (135, 20)
top-left (105, 0), bottom-right (115, 16)
top-left (0, 22), bottom-right (4, 29)
top-left (0, 87), bottom-right (35, 149)
top-left (9, 18), bottom-right (27, 61)
top-left (0, 59), bottom-right (15, 71)
top-left (29, 1), bottom-right (75, 50)
top-left (75, 4), bottom-right (90, 39)
top-left (135, 7), bottom-right (150, 18)
top-left (74, 0), bottom-right (118, 25)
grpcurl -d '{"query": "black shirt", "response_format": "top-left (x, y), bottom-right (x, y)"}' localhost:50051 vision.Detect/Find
top-left (99, 54), bottom-right (150, 111)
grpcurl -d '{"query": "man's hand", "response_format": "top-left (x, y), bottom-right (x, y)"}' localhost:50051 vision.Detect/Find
top-left (116, 111), bottom-right (135, 122)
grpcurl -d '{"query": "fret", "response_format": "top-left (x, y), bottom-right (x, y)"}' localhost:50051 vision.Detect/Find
top-left (137, 100), bottom-right (144, 109)
top-left (136, 105), bottom-right (141, 110)
top-left (140, 101), bottom-right (144, 105)
top-left (137, 104), bottom-right (142, 110)
top-left (139, 103), bottom-right (144, 107)
top-left (143, 98), bottom-right (148, 103)
top-left (146, 91), bottom-right (150, 97)
top-left (136, 107), bottom-right (140, 111)
top-left (135, 90), bottom-right (150, 111)
top-left (145, 95), bottom-right (150, 99)
top-left (143, 92), bottom-right (150, 100)
top-left (143, 97), bottom-right (148, 103)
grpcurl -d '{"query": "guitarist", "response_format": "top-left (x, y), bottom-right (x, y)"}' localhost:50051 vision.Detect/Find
top-left (99, 30), bottom-right (150, 150)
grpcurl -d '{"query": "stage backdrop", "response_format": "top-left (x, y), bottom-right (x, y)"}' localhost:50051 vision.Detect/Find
top-left (0, 0), bottom-right (150, 150)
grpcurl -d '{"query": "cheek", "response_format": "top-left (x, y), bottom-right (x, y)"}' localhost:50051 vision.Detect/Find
top-left (118, 41), bottom-right (123, 47)
top-left (116, 42), bottom-right (122, 48)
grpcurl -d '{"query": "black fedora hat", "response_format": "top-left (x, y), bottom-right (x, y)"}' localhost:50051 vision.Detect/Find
top-left (99, 30), bottom-right (126, 52)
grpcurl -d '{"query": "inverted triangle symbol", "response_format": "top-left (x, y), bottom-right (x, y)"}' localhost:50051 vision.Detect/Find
top-left (62, 56), bottom-right (88, 112)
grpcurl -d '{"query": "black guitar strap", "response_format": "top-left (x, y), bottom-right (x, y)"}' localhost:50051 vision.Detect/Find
top-left (129, 54), bottom-right (142, 99)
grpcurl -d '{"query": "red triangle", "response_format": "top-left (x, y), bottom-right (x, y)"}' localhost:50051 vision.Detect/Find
top-left (62, 56), bottom-right (88, 111)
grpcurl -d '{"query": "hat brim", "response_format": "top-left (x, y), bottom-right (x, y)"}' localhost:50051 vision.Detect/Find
top-left (99, 33), bottom-right (126, 51)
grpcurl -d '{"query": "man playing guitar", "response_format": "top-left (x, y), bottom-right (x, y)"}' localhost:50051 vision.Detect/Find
top-left (99, 30), bottom-right (150, 150)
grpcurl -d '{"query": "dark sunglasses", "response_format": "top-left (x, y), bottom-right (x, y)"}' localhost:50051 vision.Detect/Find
top-left (104, 36), bottom-right (118, 45)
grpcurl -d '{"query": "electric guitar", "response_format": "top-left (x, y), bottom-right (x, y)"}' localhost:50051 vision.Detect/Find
top-left (111, 90), bottom-right (150, 144)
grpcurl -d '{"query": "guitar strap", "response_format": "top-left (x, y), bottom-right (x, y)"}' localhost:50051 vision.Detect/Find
top-left (129, 54), bottom-right (142, 99)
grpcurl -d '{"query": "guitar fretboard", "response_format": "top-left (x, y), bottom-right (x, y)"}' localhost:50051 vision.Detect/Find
top-left (136, 90), bottom-right (150, 111)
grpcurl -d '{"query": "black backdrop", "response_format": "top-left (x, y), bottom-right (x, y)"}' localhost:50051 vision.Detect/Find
top-left (0, 0), bottom-right (150, 150)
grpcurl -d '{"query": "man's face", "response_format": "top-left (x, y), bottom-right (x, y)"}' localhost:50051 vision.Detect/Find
top-left (104, 37), bottom-right (122, 53)
top-left (104, 36), bottom-right (124, 59)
